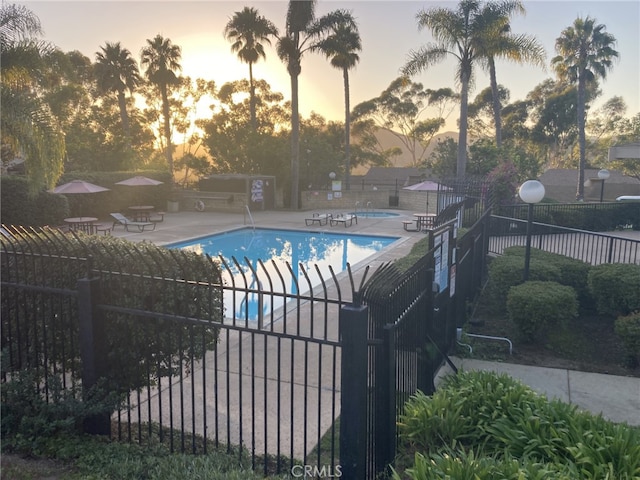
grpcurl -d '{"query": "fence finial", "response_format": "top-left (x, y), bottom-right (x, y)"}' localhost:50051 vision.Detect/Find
top-left (347, 264), bottom-right (370, 306)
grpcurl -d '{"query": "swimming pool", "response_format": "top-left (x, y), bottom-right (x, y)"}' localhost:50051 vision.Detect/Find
top-left (167, 228), bottom-right (400, 321)
top-left (350, 211), bottom-right (400, 218)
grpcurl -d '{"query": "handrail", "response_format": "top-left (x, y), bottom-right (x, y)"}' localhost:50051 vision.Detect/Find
top-left (244, 204), bottom-right (255, 230)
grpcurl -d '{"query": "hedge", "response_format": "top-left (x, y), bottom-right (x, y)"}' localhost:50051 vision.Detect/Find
top-left (503, 246), bottom-right (592, 310)
top-left (1, 171), bottom-right (171, 227)
top-left (507, 281), bottom-right (578, 342)
top-left (485, 255), bottom-right (561, 313)
top-left (1, 229), bottom-right (223, 394)
top-left (587, 263), bottom-right (640, 317)
top-left (615, 311), bottom-right (640, 367)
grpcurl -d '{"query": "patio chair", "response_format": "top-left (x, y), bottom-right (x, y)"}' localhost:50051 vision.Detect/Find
top-left (305, 212), bottom-right (332, 226)
top-left (110, 213), bottom-right (156, 232)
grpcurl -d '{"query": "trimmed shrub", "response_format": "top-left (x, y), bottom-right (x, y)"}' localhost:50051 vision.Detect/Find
top-left (503, 247), bottom-right (592, 310)
top-left (506, 281), bottom-right (578, 342)
top-left (486, 255), bottom-right (561, 313)
top-left (587, 263), bottom-right (640, 316)
top-left (615, 311), bottom-right (640, 367)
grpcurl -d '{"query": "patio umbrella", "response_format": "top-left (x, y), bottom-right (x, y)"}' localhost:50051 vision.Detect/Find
top-left (403, 181), bottom-right (450, 212)
top-left (49, 180), bottom-right (110, 216)
top-left (115, 176), bottom-right (164, 205)
top-left (115, 176), bottom-right (164, 187)
top-left (49, 179), bottom-right (110, 194)
top-left (402, 180), bottom-right (443, 191)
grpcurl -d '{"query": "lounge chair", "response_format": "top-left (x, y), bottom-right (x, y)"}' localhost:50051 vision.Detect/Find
top-left (330, 213), bottom-right (357, 227)
top-left (110, 213), bottom-right (156, 232)
top-left (305, 213), bottom-right (332, 226)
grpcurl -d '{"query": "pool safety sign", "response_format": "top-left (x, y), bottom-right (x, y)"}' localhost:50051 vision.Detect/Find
top-left (251, 179), bottom-right (263, 203)
top-left (433, 232), bottom-right (449, 292)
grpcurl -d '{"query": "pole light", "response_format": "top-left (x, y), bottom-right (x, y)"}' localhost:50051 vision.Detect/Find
top-left (598, 169), bottom-right (610, 202)
top-left (518, 180), bottom-right (546, 281)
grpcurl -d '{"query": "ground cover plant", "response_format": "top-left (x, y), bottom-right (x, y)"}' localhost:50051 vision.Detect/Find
top-left (392, 370), bottom-right (640, 479)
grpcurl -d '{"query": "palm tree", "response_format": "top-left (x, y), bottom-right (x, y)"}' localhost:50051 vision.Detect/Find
top-left (476, 1), bottom-right (545, 147)
top-left (552, 16), bottom-right (618, 201)
top-left (224, 7), bottom-right (278, 132)
top-left (0, 3), bottom-right (65, 193)
top-left (140, 34), bottom-right (182, 176)
top-left (276, 0), bottom-right (317, 209)
top-left (313, 10), bottom-right (361, 190)
top-left (402, 0), bottom-right (523, 179)
top-left (94, 42), bottom-right (141, 139)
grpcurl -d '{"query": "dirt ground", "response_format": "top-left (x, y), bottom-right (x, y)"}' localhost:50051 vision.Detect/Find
top-left (464, 312), bottom-right (639, 378)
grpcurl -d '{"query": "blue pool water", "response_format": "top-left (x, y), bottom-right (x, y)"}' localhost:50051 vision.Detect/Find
top-left (350, 211), bottom-right (400, 218)
top-left (167, 228), bottom-right (399, 321)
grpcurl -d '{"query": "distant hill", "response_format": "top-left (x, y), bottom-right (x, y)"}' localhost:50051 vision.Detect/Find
top-left (352, 127), bottom-right (458, 174)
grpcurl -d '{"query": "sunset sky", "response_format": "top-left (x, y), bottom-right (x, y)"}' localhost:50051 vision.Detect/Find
top-left (23, 0), bottom-right (640, 131)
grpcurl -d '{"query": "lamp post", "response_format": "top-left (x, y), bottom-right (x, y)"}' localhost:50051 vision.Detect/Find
top-left (518, 180), bottom-right (545, 281)
top-left (598, 169), bottom-right (610, 202)
top-left (329, 171), bottom-right (336, 190)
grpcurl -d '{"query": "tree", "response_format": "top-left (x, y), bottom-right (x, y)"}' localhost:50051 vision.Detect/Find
top-left (0, 3), bottom-right (65, 193)
top-left (276, 0), bottom-right (317, 208)
top-left (224, 7), bottom-right (278, 133)
top-left (94, 42), bottom-right (142, 140)
top-left (552, 16), bottom-right (618, 200)
top-left (352, 77), bottom-right (454, 168)
top-left (475, 0), bottom-right (545, 147)
top-left (312, 10), bottom-right (361, 190)
top-left (276, 1), bottom-right (348, 208)
top-left (200, 79), bottom-right (289, 176)
top-left (529, 80), bottom-right (579, 168)
top-left (428, 137), bottom-right (458, 179)
top-left (402, 0), bottom-right (531, 179)
top-left (140, 34), bottom-right (182, 177)
top-left (607, 112), bottom-right (640, 180)
top-left (401, 0), bottom-right (481, 179)
top-left (467, 85), bottom-right (510, 139)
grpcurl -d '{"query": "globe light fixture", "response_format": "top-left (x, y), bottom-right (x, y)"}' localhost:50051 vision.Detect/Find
top-left (518, 180), bottom-right (546, 281)
top-left (598, 169), bottom-right (610, 202)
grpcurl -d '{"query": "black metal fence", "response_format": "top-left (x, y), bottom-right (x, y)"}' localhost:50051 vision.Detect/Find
top-left (495, 201), bottom-right (640, 231)
top-left (1, 215), bottom-right (492, 479)
top-left (489, 215), bottom-right (640, 265)
top-left (359, 211), bottom-right (492, 477)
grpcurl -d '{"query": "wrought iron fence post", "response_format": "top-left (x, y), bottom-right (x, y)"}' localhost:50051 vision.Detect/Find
top-left (418, 268), bottom-right (436, 395)
top-left (377, 324), bottom-right (396, 476)
top-left (78, 275), bottom-right (110, 436)
top-left (340, 303), bottom-right (368, 480)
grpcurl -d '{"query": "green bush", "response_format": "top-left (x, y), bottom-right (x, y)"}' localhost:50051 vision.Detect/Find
top-left (0, 369), bottom-right (121, 455)
top-left (503, 247), bottom-right (592, 310)
top-left (506, 281), bottom-right (578, 342)
top-left (0, 176), bottom-right (69, 226)
top-left (486, 255), bottom-right (561, 313)
top-left (615, 311), bottom-right (640, 367)
top-left (394, 370), bottom-right (640, 480)
top-left (588, 263), bottom-right (640, 316)
top-left (1, 230), bottom-right (223, 395)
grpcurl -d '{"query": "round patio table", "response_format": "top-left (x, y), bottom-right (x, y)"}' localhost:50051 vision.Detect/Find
top-left (128, 205), bottom-right (154, 222)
